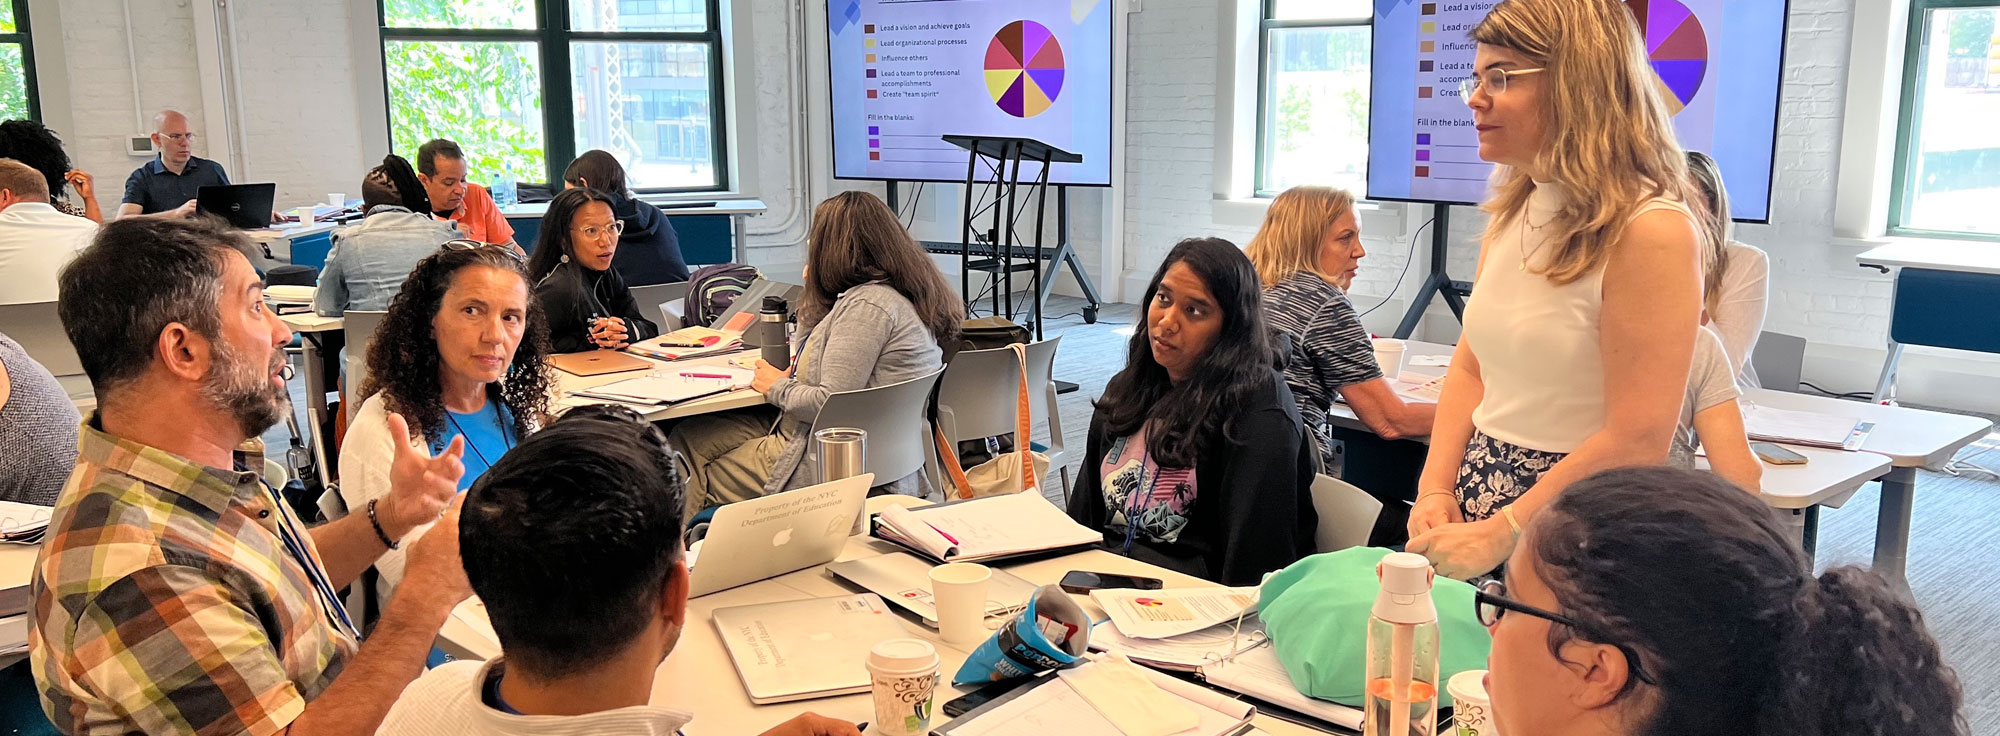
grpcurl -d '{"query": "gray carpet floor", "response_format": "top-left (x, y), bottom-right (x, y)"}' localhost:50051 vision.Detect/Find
top-left (273, 295), bottom-right (2000, 731)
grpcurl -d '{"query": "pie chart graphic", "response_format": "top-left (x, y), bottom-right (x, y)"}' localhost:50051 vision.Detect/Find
top-left (1625, 0), bottom-right (1707, 115)
top-left (984, 20), bottom-right (1065, 118)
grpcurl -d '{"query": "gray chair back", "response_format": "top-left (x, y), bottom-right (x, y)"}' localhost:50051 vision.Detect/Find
top-left (632, 281), bottom-right (691, 331)
top-left (0, 301), bottom-right (82, 378)
top-left (808, 367), bottom-right (946, 489)
top-left (1310, 473), bottom-right (1383, 553)
top-left (342, 310), bottom-right (390, 421)
top-left (1750, 330), bottom-right (1807, 393)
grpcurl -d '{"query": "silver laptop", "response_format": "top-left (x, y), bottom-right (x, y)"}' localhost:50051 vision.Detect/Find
top-left (687, 473), bottom-right (873, 598)
top-left (713, 278), bottom-right (803, 326)
top-left (712, 593), bottom-right (910, 703)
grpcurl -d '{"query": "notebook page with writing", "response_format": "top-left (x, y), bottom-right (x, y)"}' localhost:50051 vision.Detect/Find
top-left (878, 493), bottom-right (1101, 562)
top-left (1090, 618), bottom-right (1268, 670)
top-left (1199, 645), bottom-right (1363, 730)
top-left (940, 659), bottom-right (1253, 736)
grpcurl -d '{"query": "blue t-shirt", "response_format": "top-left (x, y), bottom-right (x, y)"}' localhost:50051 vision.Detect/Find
top-left (429, 402), bottom-right (518, 491)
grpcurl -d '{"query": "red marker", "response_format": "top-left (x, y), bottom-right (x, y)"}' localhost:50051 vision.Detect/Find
top-left (681, 372), bottom-right (734, 380)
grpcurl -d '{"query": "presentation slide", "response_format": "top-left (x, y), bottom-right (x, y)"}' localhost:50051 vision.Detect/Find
top-left (826, 0), bottom-right (1112, 186)
top-left (1365, 0), bottom-right (1787, 220)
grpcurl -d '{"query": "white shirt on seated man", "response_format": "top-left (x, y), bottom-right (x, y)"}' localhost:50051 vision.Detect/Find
top-left (0, 157), bottom-right (97, 305)
top-left (378, 405), bottom-right (860, 736)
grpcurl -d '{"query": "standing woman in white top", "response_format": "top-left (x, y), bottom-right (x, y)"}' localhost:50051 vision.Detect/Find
top-left (1686, 150), bottom-right (1771, 385)
top-left (1407, 0), bottom-right (1707, 579)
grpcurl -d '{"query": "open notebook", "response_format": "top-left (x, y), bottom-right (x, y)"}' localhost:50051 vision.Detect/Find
top-left (567, 369), bottom-right (753, 406)
top-left (934, 659), bottom-right (1256, 736)
top-left (1091, 620), bottom-right (1365, 732)
top-left (1743, 404), bottom-right (1871, 449)
top-left (871, 493), bottom-right (1101, 563)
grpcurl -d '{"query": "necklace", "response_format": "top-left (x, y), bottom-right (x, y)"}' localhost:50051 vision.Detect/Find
top-left (1516, 208), bottom-right (1558, 272)
top-left (444, 403), bottom-right (513, 470)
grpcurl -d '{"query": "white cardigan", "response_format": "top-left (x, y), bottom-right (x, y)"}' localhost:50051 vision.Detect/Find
top-left (338, 393), bottom-right (427, 609)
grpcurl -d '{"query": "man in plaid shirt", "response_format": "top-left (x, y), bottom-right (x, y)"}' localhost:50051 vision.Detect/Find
top-left (30, 217), bottom-right (473, 736)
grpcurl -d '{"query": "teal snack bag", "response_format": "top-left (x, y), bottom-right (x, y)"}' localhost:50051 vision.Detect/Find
top-left (1258, 547), bottom-right (1492, 708)
top-left (951, 585), bottom-right (1090, 685)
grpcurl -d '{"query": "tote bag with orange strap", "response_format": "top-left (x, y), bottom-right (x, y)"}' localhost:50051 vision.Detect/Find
top-left (934, 343), bottom-right (1051, 500)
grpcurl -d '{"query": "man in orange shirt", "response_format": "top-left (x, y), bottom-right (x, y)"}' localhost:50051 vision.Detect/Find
top-left (416, 138), bottom-right (519, 252)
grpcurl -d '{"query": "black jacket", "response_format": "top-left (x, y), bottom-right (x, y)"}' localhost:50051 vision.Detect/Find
top-left (533, 260), bottom-right (661, 354)
top-left (609, 196), bottom-right (689, 286)
top-left (1067, 372), bottom-right (1318, 586)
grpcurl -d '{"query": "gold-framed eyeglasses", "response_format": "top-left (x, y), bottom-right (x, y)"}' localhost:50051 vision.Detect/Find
top-left (1459, 67), bottom-right (1546, 105)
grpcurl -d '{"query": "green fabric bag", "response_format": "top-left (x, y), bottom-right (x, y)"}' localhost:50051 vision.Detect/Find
top-left (1257, 547), bottom-right (1492, 708)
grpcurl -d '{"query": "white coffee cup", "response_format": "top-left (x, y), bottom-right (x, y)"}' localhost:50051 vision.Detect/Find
top-left (296, 206), bottom-right (314, 226)
top-left (929, 562), bottom-right (992, 644)
top-left (866, 639), bottom-right (941, 736)
top-left (1448, 669), bottom-right (1499, 736)
top-left (327, 193), bottom-right (345, 208)
top-left (1372, 337), bottom-right (1408, 380)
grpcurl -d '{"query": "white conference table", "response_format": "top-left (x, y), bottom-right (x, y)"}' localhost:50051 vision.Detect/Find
top-left (1, 541), bottom-right (38, 672)
top-left (437, 526), bottom-right (1343, 736)
top-left (1326, 341), bottom-right (1896, 525)
top-left (550, 349), bottom-right (768, 422)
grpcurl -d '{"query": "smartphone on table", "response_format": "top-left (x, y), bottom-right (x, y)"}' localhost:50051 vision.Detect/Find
top-left (1750, 442), bottom-right (1808, 466)
top-left (1059, 570), bottom-right (1164, 595)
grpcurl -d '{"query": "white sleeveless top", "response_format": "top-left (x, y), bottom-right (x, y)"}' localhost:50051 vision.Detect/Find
top-left (1461, 182), bottom-right (1694, 454)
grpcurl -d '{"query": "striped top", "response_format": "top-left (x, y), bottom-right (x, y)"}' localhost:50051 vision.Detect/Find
top-left (30, 418), bottom-right (356, 735)
top-left (1262, 271), bottom-right (1383, 463)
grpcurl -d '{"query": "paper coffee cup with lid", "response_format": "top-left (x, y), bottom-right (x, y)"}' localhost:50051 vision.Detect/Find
top-left (866, 638), bottom-right (940, 736)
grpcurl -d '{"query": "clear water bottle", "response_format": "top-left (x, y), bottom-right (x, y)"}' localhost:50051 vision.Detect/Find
top-left (1365, 552), bottom-right (1441, 736)
top-left (492, 163), bottom-right (517, 207)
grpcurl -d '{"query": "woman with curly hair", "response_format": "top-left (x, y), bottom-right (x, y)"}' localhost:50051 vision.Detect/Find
top-left (339, 243), bottom-right (553, 608)
top-left (0, 119), bottom-right (101, 222)
top-left (1067, 237), bottom-right (1316, 585)
top-left (1482, 466), bottom-right (1965, 736)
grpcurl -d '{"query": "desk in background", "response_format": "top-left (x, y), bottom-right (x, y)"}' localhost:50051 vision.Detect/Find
top-left (502, 198), bottom-right (766, 267)
top-left (1856, 240), bottom-right (2000, 402)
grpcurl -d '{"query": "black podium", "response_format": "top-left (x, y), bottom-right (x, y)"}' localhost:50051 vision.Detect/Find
top-left (930, 134), bottom-right (1099, 339)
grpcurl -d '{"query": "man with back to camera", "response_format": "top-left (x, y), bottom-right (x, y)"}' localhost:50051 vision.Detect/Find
top-left (31, 215), bottom-right (476, 735)
top-left (0, 158), bottom-right (97, 305)
top-left (118, 110), bottom-right (229, 218)
top-left (377, 405), bottom-right (861, 736)
top-left (416, 139), bottom-right (518, 252)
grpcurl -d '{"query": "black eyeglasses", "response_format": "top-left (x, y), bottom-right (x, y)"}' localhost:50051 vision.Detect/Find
top-left (442, 239), bottom-right (524, 261)
top-left (1474, 579), bottom-right (1658, 686)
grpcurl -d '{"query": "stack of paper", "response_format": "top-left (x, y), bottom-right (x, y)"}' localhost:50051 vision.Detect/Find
top-left (569, 369), bottom-right (753, 406)
top-left (1091, 586), bottom-right (1260, 639)
top-left (626, 326), bottom-right (745, 361)
top-left (262, 285), bottom-right (316, 316)
top-left (0, 501), bottom-right (50, 544)
top-left (872, 493), bottom-right (1101, 563)
top-left (934, 657), bottom-right (1257, 736)
top-left (1744, 404), bottom-right (1866, 449)
top-left (1391, 374), bottom-right (1446, 402)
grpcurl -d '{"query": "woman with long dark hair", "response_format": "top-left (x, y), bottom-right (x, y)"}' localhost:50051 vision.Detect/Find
top-left (527, 187), bottom-right (659, 353)
top-left (1067, 238), bottom-right (1315, 585)
top-left (669, 191), bottom-right (962, 510)
top-left (341, 244), bottom-right (553, 609)
top-left (562, 149), bottom-right (688, 285)
top-left (1481, 465), bottom-right (1964, 736)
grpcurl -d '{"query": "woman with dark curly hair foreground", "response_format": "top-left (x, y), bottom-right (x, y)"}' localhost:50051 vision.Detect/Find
top-left (339, 243), bottom-right (553, 609)
top-left (1482, 466), bottom-right (1965, 736)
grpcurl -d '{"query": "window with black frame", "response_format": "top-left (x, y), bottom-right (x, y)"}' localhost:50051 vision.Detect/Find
top-left (0, 0), bottom-right (39, 121)
top-left (1256, 0), bottom-right (1371, 196)
top-left (1891, 0), bottom-right (2000, 239)
top-left (379, 0), bottom-right (727, 193)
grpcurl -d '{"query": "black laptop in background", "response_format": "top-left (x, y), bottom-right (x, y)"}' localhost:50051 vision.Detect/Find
top-left (196, 183), bottom-right (277, 229)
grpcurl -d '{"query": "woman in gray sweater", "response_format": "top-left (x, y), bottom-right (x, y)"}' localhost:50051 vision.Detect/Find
top-left (0, 332), bottom-right (80, 505)
top-left (670, 192), bottom-right (963, 513)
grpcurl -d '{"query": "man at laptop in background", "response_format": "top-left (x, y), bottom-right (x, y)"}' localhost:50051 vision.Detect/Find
top-left (416, 139), bottom-right (518, 253)
top-left (380, 405), bottom-right (860, 736)
top-left (117, 110), bottom-right (228, 217)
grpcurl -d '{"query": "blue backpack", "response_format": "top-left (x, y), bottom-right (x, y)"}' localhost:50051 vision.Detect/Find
top-left (682, 263), bottom-right (760, 327)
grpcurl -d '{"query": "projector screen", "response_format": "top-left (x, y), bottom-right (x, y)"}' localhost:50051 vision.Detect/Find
top-left (825, 0), bottom-right (1113, 186)
top-left (1364, 0), bottom-right (1788, 221)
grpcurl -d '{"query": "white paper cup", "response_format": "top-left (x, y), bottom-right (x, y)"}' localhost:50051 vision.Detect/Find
top-left (929, 562), bottom-right (992, 644)
top-left (296, 206), bottom-right (314, 226)
top-left (866, 639), bottom-right (940, 736)
top-left (327, 192), bottom-right (345, 208)
top-left (1372, 337), bottom-right (1408, 380)
top-left (1449, 669), bottom-right (1498, 736)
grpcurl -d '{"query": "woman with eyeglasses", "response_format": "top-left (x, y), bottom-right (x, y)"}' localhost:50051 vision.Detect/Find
top-left (563, 149), bottom-right (689, 286)
top-left (1406, 0), bottom-right (1707, 579)
top-left (341, 244), bottom-right (554, 611)
top-left (1476, 466), bottom-right (1965, 735)
top-left (527, 187), bottom-right (660, 353)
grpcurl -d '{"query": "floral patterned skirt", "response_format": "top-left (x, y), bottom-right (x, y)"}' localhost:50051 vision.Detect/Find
top-left (1454, 430), bottom-right (1568, 521)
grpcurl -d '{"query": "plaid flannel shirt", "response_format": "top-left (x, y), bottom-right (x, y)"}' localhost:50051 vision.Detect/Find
top-left (30, 419), bottom-right (357, 735)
